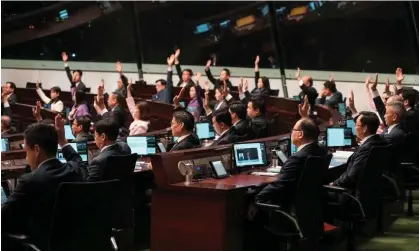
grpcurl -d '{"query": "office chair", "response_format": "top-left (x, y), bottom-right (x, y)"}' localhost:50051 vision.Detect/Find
top-left (269, 89), bottom-right (280, 97)
top-left (377, 174), bottom-right (401, 233)
top-left (6, 180), bottom-right (121, 251)
top-left (256, 154), bottom-right (334, 251)
top-left (399, 163), bottom-right (419, 216)
top-left (102, 154), bottom-right (138, 251)
top-left (324, 145), bottom-right (391, 251)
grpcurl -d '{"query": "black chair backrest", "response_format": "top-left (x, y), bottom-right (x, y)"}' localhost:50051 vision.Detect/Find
top-left (102, 154), bottom-right (138, 229)
top-left (294, 154), bottom-right (333, 239)
top-left (49, 180), bottom-right (120, 251)
top-left (269, 89), bottom-right (280, 97)
top-left (85, 87), bottom-right (91, 93)
top-left (357, 145), bottom-right (391, 219)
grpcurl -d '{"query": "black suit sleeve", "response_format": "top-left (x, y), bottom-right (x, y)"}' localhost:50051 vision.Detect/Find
top-left (205, 68), bottom-right (217, 85)
top-left (256, 156), bottom-right (302, 203)
top-left (61, 145), bottom-right (88, 177)
top-left (333, 147), bottom-right (369, 188)
top-left (373, 95), bottom-right (386, 126)
top-left (87, 159), bottom-right (102, 182)
top-left (1, 174), bottom-right (33, 233)
top-left (64, 66), bottom-right (75, 87)
top-left (2, 106), bottom-right (12, 117)
top-left (175, 63), bottom-right (183, 85)
top-left (255, 71), bottom-right (260, 86)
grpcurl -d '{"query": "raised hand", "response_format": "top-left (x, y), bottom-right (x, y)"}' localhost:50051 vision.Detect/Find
top-left (243, 79), bottom-right (249, 92)
top-left (348, 90), bottom-right (357, 113)
top-left (255, 55), bottom-right (260, 66)
top-left (116, 61), bottom-right (122, 73)
top-left (206, 60), bottom-right (212, 69)
top-left (174, 49), bottom-right (181, 59)
top-left (295, 67), bottom-right (301, 80)
top-left (36, 80), bottom-right (41, 89)
top-left (61, 52), bottom-right (68, 62)
top-left (194, 72), bottom-right (202, 83)
top-left (203, 81), bottom-right (210, 92)
top-left (238, 78), bottom-right (244, 93)
top-left (298, 95), bottom-right (309, 118)
top-left (33, 101), bottom-right (42, 120)
top-left (167, 54), bottom-right (175, 66)
top-left (329, 72), bottom-right (334, 82)
top-left (384, 77), bottom-right (390, 94)
top-left (54, 114), bottom-right (66, 144)
top-left (370, 73), bottom-right (379, 91)
top-left (395, 67), bottom-right (404, 84)
top-left (365, 75), bottom-right (371, 89)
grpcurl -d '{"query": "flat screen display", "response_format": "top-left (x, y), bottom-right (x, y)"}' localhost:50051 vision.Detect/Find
top-left (127, 136), bottom-right (156, 156)
top-left (195, 122), bottom-right (215, 140)
top-left (64, 125), bottom-right (75, 140)
top-left (233, 142), bottom-right (268, 167)
top-left (57, 142), bottom-right (88, 163)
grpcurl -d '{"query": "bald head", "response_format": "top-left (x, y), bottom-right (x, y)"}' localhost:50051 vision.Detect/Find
top-left (387, 95), bottom-right (403, 104)
top-left (1, 115), bottom-right (11, 132)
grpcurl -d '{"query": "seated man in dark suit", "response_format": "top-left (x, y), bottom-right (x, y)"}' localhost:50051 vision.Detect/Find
top-left (97, 92), bottom-right (127, 129)
top-left (381, 101), bottom-right (406, 147)
top-left (170, 110), bottom-right (201, 151)
top-left (1, 115), bottom-right (16, 136)
top-left (256, 118), bottom-right (327, 205)
top-left (84, 119), bottom-right (131, 181)
top-left (316, 80), bottom-right (343, 109)
top-left (211, 109), bottom-right (238, 146)
top-left (71, 116), bottom-right (94, 142)
top-left (1, 82), bottom-right (17, 116)
top-left (331, 111), bottom-right (388, 192)
top-left (2, 122), bottom-right (87, 251)
top-left (247, 98), bottom-right (269, 138)
top-left (152, 54), bottom-right (175, 104)
top-left (229, 102), bottom-right (252, 140)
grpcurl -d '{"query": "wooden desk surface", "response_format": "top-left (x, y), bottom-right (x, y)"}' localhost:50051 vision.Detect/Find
top-left (171, 173), bottom-right (276, 191)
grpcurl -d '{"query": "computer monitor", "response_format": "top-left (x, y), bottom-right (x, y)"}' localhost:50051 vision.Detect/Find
top-left (1, 138), bottom-right (9, 152)
top-left (346, 119), bottom-right (356, 136)
top-left (338, 103), bottom-right (346, 117)
top-left (292, 95), bottom-right (300, 101)
top-left (127, 136), bottom-right (157, 156)
top-left (57, 142), bottom-right (88, 163)
top-left (64, 125), bottom-right (75, 140)
top-left (195, 122), bottom-right (215, 140)
top-left (179, 101), bottom-right (185, 108)
top-left (157, 142), bottom-right (166, 153)
top-left (233, 142), bottom-right (268, 168)
top-left (326, 127), bottom-right (352, 147)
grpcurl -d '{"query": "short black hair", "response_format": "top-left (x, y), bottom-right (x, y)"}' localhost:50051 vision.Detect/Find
top-left (94, 119), bottom-right (119, 141)
top-left (213, 109), bottom-right (232, 127)
top-left (358, 111), bottom-right (380, 135)
top-left (402, 89), bottom-right (417, 108)
top-left (50, 86), bottom-right (61, 94)
top-left (182, 69), bottom-right (193, 76)
top-left (173, 110), bottom-right (195, 132)
top-left (298, 118), bottom-right (319, 142)
top-left (324, 81), bottom-right (337, 93)
top-left (307, 77), bottom-right (313, 87)
top-left (111, 92), bottom-right (123, 105)
top-left (222, 68), bottom-right (231, 76)
top-left (229, 102), bottom-right (247, 120)
top-left (6, 82), bottom-right (16, 90)
top-left (1, 115), bottom-right (11, 130)
top-left (73, 69), bottom-right (83, 77)
top-left (156, 79), bottom-right (167, 86)
top-left (249, 98), bottom-right (266, 115)
top-left (75, 116), bottom-right (91, 133)
top-left (24, 123), bottom-right (58, 156)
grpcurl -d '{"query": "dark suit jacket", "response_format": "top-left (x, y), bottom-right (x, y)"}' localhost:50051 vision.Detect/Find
top-left (175, 63), bottom-right (195, 88)
top-left (73, 132), bottom-right (94, 143)
top-left (256, 143), bottom-right (328, 207)
top-left (212, 127), bottom-right (239, 146)
top-left (316, 91), bottom-right (343, 108)
top-left (1, 150), bottom-right (87, 250)
top-left (234, 119), bottom-right (253, 141)
top-left (299, 85), bottom-right (318, 109)
top-left (333, 134), bottom-right (388, 190)
top-left (245, 88), bottom-right (270, 100)
top-left (83, 142), bottom-right (131, 181)
top-left (152, 70), bottom-right (173, 104)
top-left (102, 105), bottom-right (127, 129)
top-left (1, 105), bottom-right (12, 117)
top-left (64, 66), bottom-right (87, 92)
top-left (170, 134), bottom-right (201, 151)
top-left (205, 68), bottom-right (233, 90)
top-left (250, 115), bottom-right (269, 138)
top-left (7, 93), bottom-right (17, 104)
top-left (381, 124), bottom-right (405, 168)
